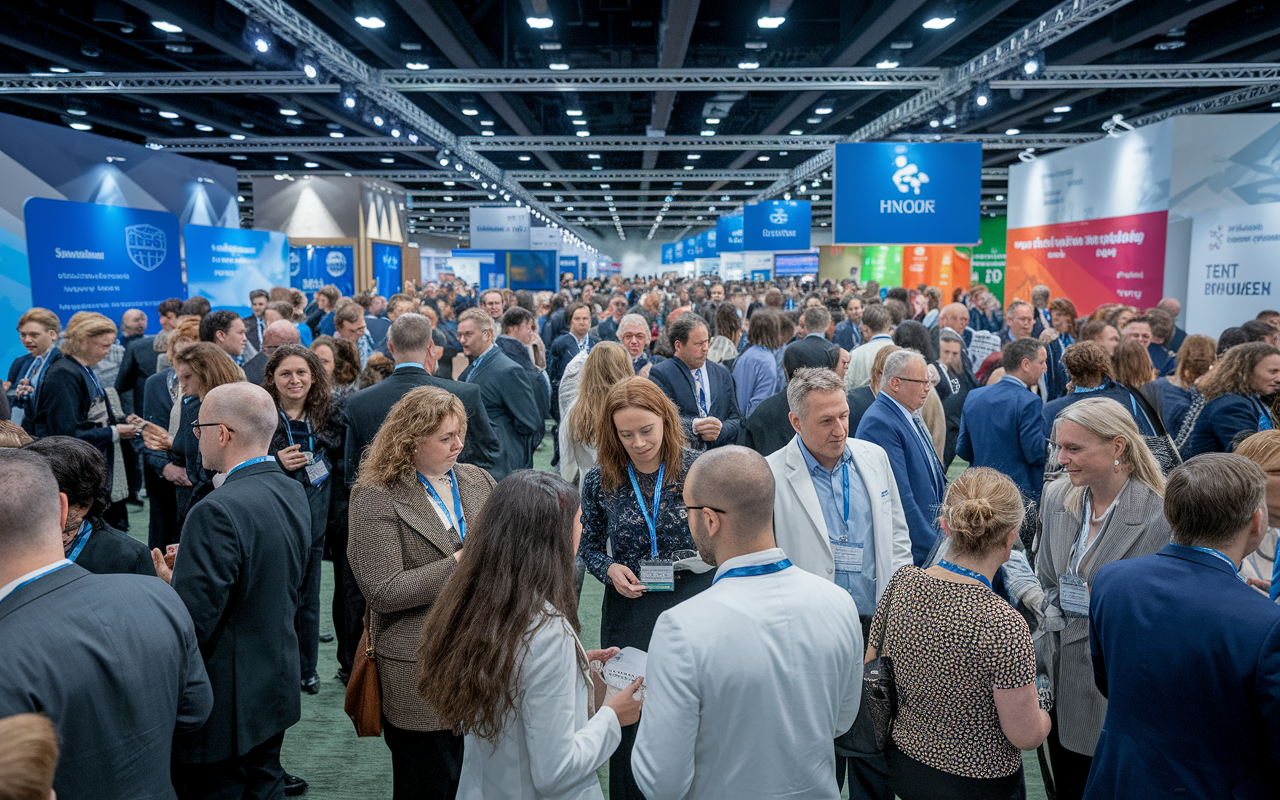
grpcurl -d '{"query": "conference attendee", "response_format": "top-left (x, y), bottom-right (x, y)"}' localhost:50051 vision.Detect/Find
top-left (0, 450), bottom-right (213, 800)
top-left (1141, 333), bottom-right (1215, 437)
top-left (549, 302), bottom-right (600, 397)
top-left (478, 288), bottom-right (505, 320)
top-left (244, 289), bottom-right (269, 352)
top-left (633, 445), bottom-right (863, 800)
top-left (151, 382), bottom-right (310, 800)
top-left (1085, 454), bottom-right (1280, 799)
top-left (243, 320), bottom-right (300, 387)
top-left (333, 300), bottom-right (372, 368)
top-left (1112, 338), bottom-right (1158, 390)
top-left (1035, 398), bottom-right (1170, 800)
top-left (1080, 320), bottom-right (1120, 356)
top-left (866, 467), bottom-right (1049, 799)
top-left (0, 420), bottom-right (31, 448)
top-left (1043, 297), bottom-right (1079, 400)
top-left (846, 304), bottom-right (895, 389)
top-left (957, 338), bottom-right (1049, 503)
top-left (348, 386), bottom-right (496, 800)
top-left (1156, 297), bottom-right (1188, 352)
top-left (648, 313), bottom-right (742, 450)
top-left (1000, 300), bottom-right (1037, 345)
top-left (180, 296), bottom-right (211, 319)
top-left (0, 713), bottom-right (59, 800)
top-left (1182, 342), bottom-right (1280, 458)
top-left (362, 297), bottom-right (392, 344)
top-left (264, 344), bottom-right (344, 696)
top-left (162, 343), bottom-right (244, 524)
top-left (496, 305), bottom-right (551, 463)
top-left (457, 308), bottom-right (542, 480)
top-left (597, 293), bottom-right (631, 342)
top-left (560, 342), bottom-right (633, 488)
top-left (1233, 430), bottom-right (1280, 596)
top-left (854, 350), bottom-right (946, 565)
top-left (7, 308), bottom-right (61, 432)
top-left (1142, 308), bottom-right (1179, 377)
top-left (834, 295), bottom-right (864, 349)
top-left (1030, 284), bottom-right (1052, 336)
top-left (117, 307), bottom-right (148, 347)
top-left (706, 302), bottom-right (742, 367)
top-left (139, 316), bottom-right (200, 550)
top-left (578, 377), bottom-right (711, 800)
top-left (418, 470), bottom-right (643, 800)
top-left (311, 334), bottom-right (361, 397)
top-left (1042, 342), bottom-right (1157, 439)
top-left (733, 308), bottom-right (785, 417)
top-left (311, 285), bottom-right (341, 337)
top-left (617, 313), bottom-right (659, 377)
top-left (783, 305), bottom-right (838, 378)
top-left (23, 436), bottom-right (153, 576)
top-left (116, 303), bottom-right (169, 416)
top-left (199, 309), bottom-right (251, 366)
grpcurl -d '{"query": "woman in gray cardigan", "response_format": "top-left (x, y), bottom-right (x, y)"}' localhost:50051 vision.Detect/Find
top-left (1037, 397), bottom-right (1171, 800)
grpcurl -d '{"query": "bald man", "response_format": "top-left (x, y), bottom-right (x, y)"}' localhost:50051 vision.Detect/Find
top-left (242, 320), bottom-right (301, 386)
top-left (633, 446), bottom-right (863, 800)
top-left (155, 383), bottom-right (311, 800)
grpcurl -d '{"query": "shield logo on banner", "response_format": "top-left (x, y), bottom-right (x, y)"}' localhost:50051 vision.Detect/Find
top-left (770, 208), bottom-right (789, 225)
top-left (125, 224), bottom-right (167, 271)
top-left (326, 250), bottom-right (348, 277)
top-left (289, 250), bottom-right (302, 276)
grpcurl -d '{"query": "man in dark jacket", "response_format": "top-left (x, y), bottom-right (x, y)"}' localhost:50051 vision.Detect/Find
top-left (457, 308), bottom-right (543, 480)
top-left (497, 306), bottom-right (551, 465)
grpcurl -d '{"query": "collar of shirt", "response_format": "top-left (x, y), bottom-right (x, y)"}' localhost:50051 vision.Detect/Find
top-left (1000, 374), bottom-right (1031, 390)
top-left (394, 362), bottom-right (424, 371)
top-left (712, 547), bottom-right (788, 584)
top-left (884, 392), bottom-right (923, 427)
top-left (796, 435), bottom-right (852, 478)
top-left (804, 332), bottom-right (827, 340)
top-left (0, 558), bottom-right (70, 604)
top-left (870, 334), bottom-right (894, 342)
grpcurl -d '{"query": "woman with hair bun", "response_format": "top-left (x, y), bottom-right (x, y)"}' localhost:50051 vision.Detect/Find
top-left (866, 467), bottom-right (1050, 800)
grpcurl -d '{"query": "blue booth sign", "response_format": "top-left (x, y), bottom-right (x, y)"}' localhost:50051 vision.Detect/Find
top-left (832, 142), bottom-right (981, 245)
top-left (704, 229), bottom-right (718, 257)
top-left (185, 225), bottom-right (289, 318)
top-left (372, 242), bottom-right (402, 295)
top-left (559, 254), bottom-right (580, 279)
top-left (716, 214), bottom-right (744, 252)
top-left (25, 198), bottom-right (184, 331)
top-left (744, 200), bottom-right (811, 251)
top-left (290, 245), bottom-right (355, 297)
top-left (674, 239), bottom-right (685, 262)
top-left (662, 244), bottom-right (675, 265)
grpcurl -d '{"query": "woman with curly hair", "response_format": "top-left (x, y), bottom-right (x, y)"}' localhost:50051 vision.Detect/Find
top-left (347, 386), bottom-right (496, 799)
top-left (310, 334), bottom-right (361, 397)
top-left (1182, 341), bottom-right (1280, 458)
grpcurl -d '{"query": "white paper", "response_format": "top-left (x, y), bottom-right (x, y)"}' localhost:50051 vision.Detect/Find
top-left (602, 646), bottom-right (647, 694)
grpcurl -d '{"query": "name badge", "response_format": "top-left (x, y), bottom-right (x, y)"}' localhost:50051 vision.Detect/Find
top-left (639, 559), bottom-right (675, 592)
top-left (304, 452), bottom-right (331, 486)
top-left (1058, 573), bottom-right (1090, 617)
top-left (833, 541), bottom-right (864, 573)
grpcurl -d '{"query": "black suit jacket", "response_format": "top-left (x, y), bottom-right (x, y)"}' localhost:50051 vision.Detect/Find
top-left (343, 366), bottom-right (499, 486)
top-left (115, 336), bottom-right (159, 415)
top-left (77, 520), bottom-right (155, 576)
top-left (7, 348), bottom-right (61, 431)
top-left (171, 461), bottom-right (309, 763)
top-left (782, 335), bottom-right (839, 380)
top-left (460, 349), bottom-right (542, 481)
top-left (847, 386), bottom-right (877, 434)
top-left (0, 565), bottom-right (212, 798)
top-left (738, 388), bottom-right (792, 457)
top-left (32, 357), bottom-right (117, 464)
top-left (243, 314), bottom-right (264, 352)
top-left (649, 356), bottom-right (742, 448)
top-left (242, 351), bottom-right (268, 387)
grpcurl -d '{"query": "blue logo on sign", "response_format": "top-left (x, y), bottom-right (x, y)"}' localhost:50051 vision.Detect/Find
top-left (326, 250), bottom-right (348, 277)
top-left (125, 224), bottom-right (167, 271)
top-left (289, 250), bottom-right (301, 276)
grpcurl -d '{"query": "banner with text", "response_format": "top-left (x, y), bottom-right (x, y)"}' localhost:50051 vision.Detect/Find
top-left (372, 242), bottom-right (403, 295)
top-left (25, 198), bottom-right (184, 329)
top-left (185, 225), bottom-right (289, 318)
top-left (470, 207), bottom-right (531, 250)
top-left (966, 215), bottom-right (1007, 303)
top-left (1186, 202), bottom-right (1280, 335)
top-left (662, 244), bottom-right (675, 265)
top-left (290, 244), bottom-right (355, 296)
top-left (744, 200), bottom-right (811, 251)
top-left (716, 214), bottom-right (744, 252)
top-left (559, 254), bottom-right (580, 280)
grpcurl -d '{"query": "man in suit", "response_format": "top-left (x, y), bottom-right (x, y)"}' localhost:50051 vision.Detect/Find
top-left (152, 382), bottom-right (310, 800)
top-left (937, 328), bottom-right (979, 469)
top-left (457, 308), bottom-right (543, 480)
top-left (0, 449), bottom-right (213, 799)
top-left (649, 312), bottom-right (742, 450)
top-left (596, 293), bottom-right (630, 342)
top-left (1000, 299), bottom-right (1037, 346)
top-left (845, 303), bottom-right (895, 390)
top-left (242, 321), bottom-right (299, 387)
top-left (633, 445), bottom-right (862, 800)
top-left (548, 302), bottom-right (600, 397)
top-left (956, 338), bottom-right (1048, 504)
top-left (344, 313), bottom-right (499, 486)
top-left (833, 295), bottom-right (863, 350)
top-left (361, 294), bottom-right (392, 345)
top-left (1086, 454), bottom-right (1280, 799)
top-left (1030, 285), bottom-right (1052, 338)
top-left (243, 289), bottom-right (269, 353)
top-left (200, 309), bottom-right (254, 367)
top-left (497, 306), bottom-right (551, 436)
top-left (7, 307), bottom-right (61, 431)
top-left (783, 305), bottom-right (839, 380)
top-left (1157, 297), bottom-right (1187, 352)
top-left (854, 349), bottom-right (946, 565)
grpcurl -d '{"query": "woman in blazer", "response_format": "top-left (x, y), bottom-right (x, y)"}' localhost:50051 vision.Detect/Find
top-left (348, 385), bottom-right (495, 800)
top-left (560, 342), bottom-right (634, 489)
top-left (1182, 342), bottom-right (1280, 458)
top-left (1037, 397), bottom-right (1171, 800)
top-left (419, 470), bottom-right (644, 800)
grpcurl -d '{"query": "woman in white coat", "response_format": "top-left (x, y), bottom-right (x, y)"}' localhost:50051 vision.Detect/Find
top-left (418, 469), bottom-right (644, 800)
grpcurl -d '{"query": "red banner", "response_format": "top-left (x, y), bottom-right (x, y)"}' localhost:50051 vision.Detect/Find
top-left (1005, 211), bottom-right (1167, 311)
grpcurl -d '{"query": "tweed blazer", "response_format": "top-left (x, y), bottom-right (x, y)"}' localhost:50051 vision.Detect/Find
top-left (348, 462), bottom-right (495, 730)
top-left (1035, 476), bottom-right (1171, 755)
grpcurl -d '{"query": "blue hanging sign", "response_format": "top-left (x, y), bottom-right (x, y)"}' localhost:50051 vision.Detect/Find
top-left (662, 243), bottom-right (675, 264)
top-left (290, 244), bottom-right (355, 297)
top-left (743, 200), bottom-right (811, 251)
top-left (559, 254), bottom-right (580, 279)
top-left (372, 241), bottom-right (402, 295)
top-left (704, 229), bottom-right (718, 257)
top-left (674, 239), bottom-right (685, 262)
top-left (716, 214), bottom-right (744, 252)
top-left (184, 224), bottom-right (289, 318)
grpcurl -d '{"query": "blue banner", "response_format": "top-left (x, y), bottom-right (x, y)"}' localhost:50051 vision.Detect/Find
top-left (290, 244), bottom-right (355, 297)
top-left (185, 225), bottom-right (289, 318)
top-left (775, 253), bottom-right (819, 277)
top-left (674, 239), bottom-right (685, 262)
top-left (744, 200), bottom-right (811, 251)
top-left (372, 242), bottom-right (402, 295)
top-left (716, 214), bottom-right (744, 251)
top-left (662, 244), bottom-right (674, 265)
top-left (506, 250), bottom-right (557, 292)
top-left (25, 198), bottom-right (183, 332)
top-left (832, 142), bottom-right (981, 245)
top-left (558, 254), bottom-right (580, 279)
top-left (704, 229), bottom-right (718, 257)
top-left (750, 268), bottom-right (773, 282)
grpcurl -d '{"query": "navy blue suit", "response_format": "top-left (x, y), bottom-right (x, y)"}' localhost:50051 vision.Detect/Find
top-left (956, 377), bottom-right (1047, 502)
top-left (1182, 393), bottom-right (1270, 459)
top-left (854, 392), bottom-right (944, 564)
top-left (1044, 336), bottom-right (1071, 401)
top-left (648, 356), bottom-right (742, 449)
top-left (1087, 544), bottom-right (1280, 799)
top-left (833, 319), bottom-right (862, 350)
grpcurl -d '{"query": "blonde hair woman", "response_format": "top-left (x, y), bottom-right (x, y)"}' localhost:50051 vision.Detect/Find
top-left (0, 714), bottom-right (59, 800)
top-left (1036, 397), bottom-right (1170, 799)
top-left (560, 342), bottom-right (634, 488)
top-left (1231, 430), bottom-right (1280, 597)
top-left (348, 385), bottom-right (496, 798)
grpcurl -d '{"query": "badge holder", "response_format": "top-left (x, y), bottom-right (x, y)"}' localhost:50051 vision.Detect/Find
top-left (639, 559), bottom-right (675, 592)
top-left (304, 450), bottom-right (331, 486)
top-left (833, 541), bottom-right (864, 573)
top-left (1057, 573), bottom-right (1090, 617)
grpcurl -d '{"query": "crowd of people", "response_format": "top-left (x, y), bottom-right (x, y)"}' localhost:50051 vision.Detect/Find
top-left (1, 271), bottom-right (1278, 800)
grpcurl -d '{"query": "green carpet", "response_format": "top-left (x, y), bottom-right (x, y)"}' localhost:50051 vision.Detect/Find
top-left (124, 444), bottom-right (1046, 799)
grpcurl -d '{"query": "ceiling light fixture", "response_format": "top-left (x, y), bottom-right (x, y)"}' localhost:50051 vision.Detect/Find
top-left (549, 62), bottom-right (570, 70)
top-left (745, 41), bottom-right (767, 50)
top-left (1005, 128), bottom-right (1020, 135)
top-left (814, 107), bottom-right (832, 115)
top-left (66, 108), bottom-right (87, 116)
top-left (540, 42), bottom-right (562, 50)
top-left (372, 115), bottom-right (384, 126)
top-left (737, 61), bottom-right (760, 70)
top-left (687, 154), bottom-right (701, 160)
top-left (480, 120), bottom-right (494, 126)
top-left (1053, 105), bottom-right (1072, 113)
top-left (195, 124), bottom-right (213, 131)
top-left (406, 62), bottom-right (430, 70)
top-left (757, 16), bottom-right (785, 28)
top-left (789, 129), bottom-right (803, 135)
top-left (279, 108), bottom-right (298, 116)
top-left (587, 154), bottom-right (601, 159)
top-left (303, 64), bottom-right (318, 78)
top-left (158, 110), bottom-right (179, 119)
top-left (229, 133), bottom-right (246, 140)
top-left (344, 96), bottom-right (356, 109)
top-left (526, 16), bottom-right (553, 28)
top-left (329, 131), bottom-right (344, 138)
top-left (572, 119), bottom-right (586, 125)
top-left (923, 17), bottom-right (955, 29)
top-left (701, 130), bottom-right (715, 136)
top-left (518, 155), bottom-right (531, 161)
top-left (69, 122), bottom-right (93, 131)
top-left (151, 21), bottom-right (183, 33)
top-left (49, 66), bottom-right (70, 73)
top-left (576, 130), bottom-right (589, 137)
top-left (304, 161), bottom-right (319, 168)
top-left (876, 59), bottom-right (899, 69)
top-left (757, 155), bottom-right (770, 161)
top-left (566, 109), bottom-right (583, 117)
top-left (481, 130), bottom-right (494, 136)
top-left (254, 38), bottom-right (270, 53)
top-left (354, 16), bottom-right (385, 28)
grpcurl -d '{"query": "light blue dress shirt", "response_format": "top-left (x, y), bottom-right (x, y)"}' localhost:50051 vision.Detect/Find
top-left (796, 437), bottom-right (877, 617)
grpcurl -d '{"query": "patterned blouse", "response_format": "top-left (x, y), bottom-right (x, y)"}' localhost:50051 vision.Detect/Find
top-left (868, 566), bottom-right (1036, 779)
top-left (578, 448), bottom-right (700, 583)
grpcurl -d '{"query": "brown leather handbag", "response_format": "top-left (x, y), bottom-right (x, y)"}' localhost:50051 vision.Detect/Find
top-left (344, 612), bottom-right (382, 737)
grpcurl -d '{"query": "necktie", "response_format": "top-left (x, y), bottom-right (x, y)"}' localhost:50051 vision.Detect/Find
top-left (912, 415), bottom-right (944, 486)
top-left (694, 369), bottom-right (708, 417)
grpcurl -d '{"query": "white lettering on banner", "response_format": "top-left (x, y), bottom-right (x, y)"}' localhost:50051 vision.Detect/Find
top-left (1047, 251), bottom-right (1066, 259)
top-left (56, 272), bottom-right (129, 280)
top-left (1013, 229), bottom-right (1147, 250)
top-left (54, 248), bottom-right (106, 260)
top-left (211, 243), bottom-right (256, 255)
top-left (762, 229), bottom-right (795, 238)
top-left (879, 199), bottom-right (937, 214)
top-left (1116, 290), bottom-right (1144, 300)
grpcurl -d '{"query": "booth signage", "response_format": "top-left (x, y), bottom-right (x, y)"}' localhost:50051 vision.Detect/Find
top-left (470, 207), bottom-right (531, 250)
top-left (372, 242), bottom-right (403, 295)
top-left (744, 200), bottom-right (811, 251)
top-left (717, 214), bottom-right (745, 252)
top-left (662, 244), bottom-right (675, 264)
top-left (1186, 202), bottom-right (1280, 335)
top-left (290, 244), bottom-right (355, 296)
top-left (185, 224), bottom-right (289, 318)
top-left (559, 254), bottom-right (581, 279)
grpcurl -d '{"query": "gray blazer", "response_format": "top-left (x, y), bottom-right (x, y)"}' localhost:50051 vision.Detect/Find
top-left (1035, 476), bottom-right (1171, 754)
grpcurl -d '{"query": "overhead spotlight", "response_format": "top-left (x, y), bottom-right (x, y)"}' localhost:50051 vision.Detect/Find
top-left (303, 64), bottom-right (318, 79)
top-left (540, 42), bottom-right (562, 50)
top-left (549, 62), bottom-right (570, 70)
top-left (329, 131), bottom-right (344, 138)
top-left (974, 87), bottom-right (990, 108)
top-left (995, 194), bottom-right (1005, 201)
top-left (1022, 48), bottom-right (1045, 76)
top-left (254, 38), bottom-right (270, 53)
top-left (923, 16), bottom-right (955, 29)
top-left (702, 130), bottom-right (716, 136)
top-left (789, 129), bottom-right (803, 135)
top-left (1102, 113), bottom-right (1134, 138)
top-left (757, 155), bottom-right (770, 161)
top-left (438, 156), bottom-right (449, 166)
top-left (69, 122), bottom-right (93, 131)
top-left (738, 61), bottom-right (760, 70)
top-left (195, 124), bottom-right (214, 132)
top-left (405, 62), bottom-right (430, 70)
top-left (518, 155), bottom-right (531, 161)
top-left (151, 21), bottom-right (183, 33)
top-left (876, 59), bottom-right (899, 69)
top-left (1053, 105), bottom-right (1072, 113)
top-left (372, 115), bottom-right (384, 126)
top-left (354, 16), bottom-right (386, 28)
top-left (48, 66), bottom-right (70, 73)
top-left (587, 154), bottom-right (601, 159)
top-left (158, 110), bottom-right (179, 119)
top-left (929, 119), bottom-right (940, 128)
top-left (783, 192), bottom-right (791, 200)
top-left (757, 16), bottom-right (785, 28)
top-left (229, 133), bottom-right (246, 140)
top-left (343, 95), bottom-right (357, 109)
top-left (814, 107), bottom-right (833, 115)
top-left (572, 119), bottom-right (587, 126)
top-left (526, 16), bottom-right (553, 28)
top-left (576, 130), bottom-right (590, 137)
top-left (481, 130), bottom-right (495, 136)
top-left (278, 108), bottom-right (298, 116)
top-left (304, 161), bottom-right (319, 168)
top-left (455, 163), bottom-right (463, 171)
top-left (390, 128), bottom-right (400, 137)
top-left (1006, 128), bottom-right (1020, 135)
top-left (687, 154), bottom-right (701, 160)
top-left (66, 108), bottom-right (88, 116)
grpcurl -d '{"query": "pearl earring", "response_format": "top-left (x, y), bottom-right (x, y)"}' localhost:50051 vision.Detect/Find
top-left (1114, 459), bottom-right (1120, 466)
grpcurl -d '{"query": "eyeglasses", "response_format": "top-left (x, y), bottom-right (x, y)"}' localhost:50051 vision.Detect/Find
top-left (686, 504), bottom-right (728, 515)
top-left (894, 376), bottom-right (931, 385)
top-left (191, 422), bottom-right (234, 439)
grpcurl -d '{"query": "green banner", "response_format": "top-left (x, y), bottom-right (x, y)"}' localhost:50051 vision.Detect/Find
top-left (861, 246), bottom-right (902, 288)
top-left (967, 215), bottom-right (1007, 304)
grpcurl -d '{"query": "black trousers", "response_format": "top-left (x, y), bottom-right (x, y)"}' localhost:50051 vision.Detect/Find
top-left (382, 720), bottom-right (463, 800)
top-left (837, 615), bottom-right (895, 800)
top-left (173, 731), bottom-right (286, 800)
top-left (295, 536), bottom-right (324, 680)
top-left (886, 740), bottom-right (1025, 800)
top-left (1046, 709), bottom-right (1092, 800)
top-left (328, 520), bottom-right (365, 677)
top-left (145, 466), bottom-right (180, 551)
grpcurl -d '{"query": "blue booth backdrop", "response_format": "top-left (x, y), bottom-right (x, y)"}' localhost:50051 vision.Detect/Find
top-left (290, 244), bottom-right (355, 297)
top-left (717, 214), bottom-right (745, 252)
top-left (372, 242), bottom-right (403, 295)
top-left (744, 200), bottom-right (811, 251)
top-left (185, 225), bottom-right (289, 319)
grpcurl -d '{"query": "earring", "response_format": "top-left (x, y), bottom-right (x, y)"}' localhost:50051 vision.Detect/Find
top-left (1114, 459), bottom-right (1120, 466)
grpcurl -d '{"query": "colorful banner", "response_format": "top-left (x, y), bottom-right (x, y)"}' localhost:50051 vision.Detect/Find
top-left (967, 216), bottom-right (1007, 303)
top-left (674, 239), bottom-right (685, 262)
top-left (861, 246), bottom-right (903, 287)
top-left (775, 252), bottom-right (819, 277)
top-left (290, 244), bottom-right (355, 296)
top-left (1186, 202), bottom-right (1280, 336)
top-left (372, 241), bottom-right (403, 295)
top-left (185, 225), bottom-right (289, 318)
top-left (1005, 211), bottom-right (1167, 310)
top-left (744, 200), bottom-right (811, 251)
top-left (716, 214), bottom-right (744, 251)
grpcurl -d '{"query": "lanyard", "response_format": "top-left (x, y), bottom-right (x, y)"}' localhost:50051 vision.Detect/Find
top-left (713, 558), bottom-right (793, 585)
top-left (1072, 382), bottom-right (1108, 395)
top-left (227, 455), bottom-right (274, 478)
top-left (937, 559), bottom-right (992, 590)
top-left (1169, 543), bottom-right (1246, 582)
top-left (280, 411), bottom-right (314, 451)
top-left (417, 470), bottom-right (466, 541)
top-left (67, 521), bottom-right (93, 563)
top-left (394, 362), bottom-right (424, 371)
top-left (6, 562), bottom-right (71, 598)
top-left (23, 354), bottom-right (45, 383)
top-left (82, 364), bottom-right (104, 398)
top-left (627, 462), bottom-right (664, 560)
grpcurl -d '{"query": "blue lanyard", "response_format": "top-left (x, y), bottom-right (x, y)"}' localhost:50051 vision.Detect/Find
top-left (417, 470), bottom-right (466, 541)
top-left (627, 462), bottom-right (664, 559)
top-left (280, 411), bottom-right (314, 451)
top-left (1072, 382), bottom-right (1108, 395)
top-left (6, 562), bottom-right (71, 598)
top-left (713, 558), bottom-right (793, 585)
top-left (67, 521), bottom-right (93, 563)
top-left (1169, 543), bottom-right (1245, 582)
top-left (227, 455), bottom-right (274, 478)
top-left (1254, 398), bottom-right (1274, 431)
top-left (938, 559), bottom-right (993, 590)
top-left (82, 364), bottom-right (104, 398)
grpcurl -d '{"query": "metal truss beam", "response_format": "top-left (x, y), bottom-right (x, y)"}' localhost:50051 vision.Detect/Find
top-left (509, 170), bottom-right (788, 181)
top-left (1130, 81), bottom-right (1280, 127)
top-left (888, 133), bottom-right (1099, 149)
top-left (991, 63), bottom-right (1280, 89)
top-left (154, 136), bottom-right (434, 153)
top-left (0, 71), bottom-right (336, 94)
top-left (239, 170), bottom-right (493, 181)
top-left (382, 67), bottom-right (940, 92)
top-left (462, 135), bottom-right (843, 151)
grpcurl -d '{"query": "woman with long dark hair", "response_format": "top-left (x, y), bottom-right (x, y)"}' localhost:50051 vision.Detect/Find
top-left (419, 471), bottom-right (643, 799)
top-left (1182, 342), bottom-right (1280, 458)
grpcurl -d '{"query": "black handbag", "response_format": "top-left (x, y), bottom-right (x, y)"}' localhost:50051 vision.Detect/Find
top-left (835, 590), bottom-right (899, 757)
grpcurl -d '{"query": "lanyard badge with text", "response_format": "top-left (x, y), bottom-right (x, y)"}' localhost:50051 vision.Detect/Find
top-left (629, 463), bottom-right (674, 591)
top-left (1058, 491), bottom-right (1096, 617)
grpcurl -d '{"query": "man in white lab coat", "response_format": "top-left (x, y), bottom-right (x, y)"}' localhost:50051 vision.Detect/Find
top-left (632, 446), bottom-right (863, 800)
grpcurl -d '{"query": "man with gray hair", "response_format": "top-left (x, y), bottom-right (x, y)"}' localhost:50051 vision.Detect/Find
top-left (854, 349), bottom-right (946, 565)
top-left (616, 312), bottom-right (659, 377)
top-left (154, 383), bottom-right (312, 800)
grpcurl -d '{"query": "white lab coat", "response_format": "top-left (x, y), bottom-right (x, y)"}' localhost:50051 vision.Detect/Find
top-left (767, 435), bottom-right (913, 608)
top-left (458, 609), bottom-right (621, 800)
top-left (632, 548), bottom-right (863, 800)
